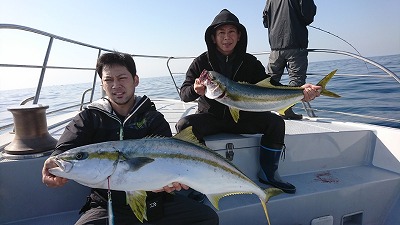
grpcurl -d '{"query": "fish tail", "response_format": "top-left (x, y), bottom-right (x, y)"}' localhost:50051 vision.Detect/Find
top-left (316, 69), bottom-right (341, 98)
top-left (261, 188), bottom-right (284, 225)
top-left (260, 201), bottom-right (271, 225)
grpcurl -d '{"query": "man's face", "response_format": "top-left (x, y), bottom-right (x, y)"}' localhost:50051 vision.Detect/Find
top-left (212, 24), bottom-right (241, 56)
top-left (101, 64), bottom-right (138, 110)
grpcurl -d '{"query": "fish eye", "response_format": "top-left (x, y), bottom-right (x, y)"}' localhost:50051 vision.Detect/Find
top-left (75, 152), bottom-right (88, 160)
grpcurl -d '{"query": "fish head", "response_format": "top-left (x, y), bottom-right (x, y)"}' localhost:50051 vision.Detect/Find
top-left (48, 145), bottom-right (120, 187)
top-left (198, 70), bottom-right (226, 99)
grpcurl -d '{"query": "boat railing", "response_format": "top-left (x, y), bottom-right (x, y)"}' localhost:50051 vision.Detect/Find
top-left (1, 24), bottom-right (400, 131)
top-left (166, 50), bottom-right (400, 127)
top-left (0, 24), bottom-right (171, 132)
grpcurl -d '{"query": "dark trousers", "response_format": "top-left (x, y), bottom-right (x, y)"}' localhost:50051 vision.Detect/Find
top-left (176, 111), bottom-right (285, 147)
top-left (75, 194), bottom-right (218, 225)
top-left (267, 48), bottom-right (308, 87)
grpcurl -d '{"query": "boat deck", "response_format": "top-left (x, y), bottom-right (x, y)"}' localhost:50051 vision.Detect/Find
top-left (1, 100), bottom-right (399, 225)
top-left (202, 118), bottom-right (400, 225)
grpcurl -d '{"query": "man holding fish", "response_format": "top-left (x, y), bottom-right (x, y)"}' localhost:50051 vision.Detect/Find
top-left (42, 52), bottom-right (219, 225)
top-left (177, 9), bottom-right (328, 195)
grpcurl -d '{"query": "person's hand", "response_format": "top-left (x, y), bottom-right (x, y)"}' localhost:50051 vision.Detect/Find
top-left (194, 78), bottom-right (206, 96)
top-left (153, 182), bottom-right (190, 193)
top-left (42, 157), bottom-right (68, 187)
top-left (301, 83), bottom-right (321, 102)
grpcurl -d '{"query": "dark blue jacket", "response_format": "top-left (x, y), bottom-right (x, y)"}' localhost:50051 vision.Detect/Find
top-left (263, 0), bottom-right (317, 50)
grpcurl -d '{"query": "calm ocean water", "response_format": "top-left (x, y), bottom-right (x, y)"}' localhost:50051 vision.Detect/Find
top-left (1, 54), bottom-right (399, 131)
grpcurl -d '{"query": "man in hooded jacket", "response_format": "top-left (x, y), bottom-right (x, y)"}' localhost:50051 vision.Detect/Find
top-left (177, 9), bottom-right (321, 194)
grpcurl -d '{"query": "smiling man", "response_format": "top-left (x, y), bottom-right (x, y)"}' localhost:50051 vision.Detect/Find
top-left (42, 52), bottom-right (218, 225)
top-left (212, 24), bottom-right (240, 56)
top-left (177, 9), bottom-right (321, 197)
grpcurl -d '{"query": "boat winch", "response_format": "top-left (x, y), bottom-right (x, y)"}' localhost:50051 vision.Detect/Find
top-left (4, 104), bottom-right (57, 158)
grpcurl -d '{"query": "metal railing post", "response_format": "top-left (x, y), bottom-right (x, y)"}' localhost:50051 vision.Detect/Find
top-left (33, 37), bottom-right (53, 104)
top-left (90, 49), bottom-right (102, 102)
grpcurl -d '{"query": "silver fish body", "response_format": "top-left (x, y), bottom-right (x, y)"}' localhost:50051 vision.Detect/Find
top-left (199, 70), bottom-right (340, 122)
top-left (49, 127), bottom-right (282, 224)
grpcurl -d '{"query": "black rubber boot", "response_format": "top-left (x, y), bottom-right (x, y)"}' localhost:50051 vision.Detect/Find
top-left (258, 146), bottom-right (296, 194)
top-left (281, 106), bottom-right (302, 120)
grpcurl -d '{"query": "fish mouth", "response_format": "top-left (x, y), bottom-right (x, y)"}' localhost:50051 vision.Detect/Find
top-left (50, 156), bottom-right (73, 173)
top-left (199, 70), bottom-right (225, 99)
top-left (198, 70), bottom-right (215, 90)
top-left (199, 69), bottom-right (211, 84)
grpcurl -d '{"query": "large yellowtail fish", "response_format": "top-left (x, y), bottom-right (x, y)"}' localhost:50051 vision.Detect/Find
top-left (199, 69), bottom-right (340, 122)
top-left (49, 127), bottom-right (282, 224)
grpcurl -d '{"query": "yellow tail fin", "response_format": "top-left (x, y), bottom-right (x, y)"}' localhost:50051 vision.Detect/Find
top-left (261, 188), bottom-right (284, 225)
top-left (317, 69), bottom-right (341, 98)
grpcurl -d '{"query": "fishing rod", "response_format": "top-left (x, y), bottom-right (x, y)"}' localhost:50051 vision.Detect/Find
top-left (309, 25), bottom-right (363, 57)
top-left (308, 25), bottom-right (369, 71)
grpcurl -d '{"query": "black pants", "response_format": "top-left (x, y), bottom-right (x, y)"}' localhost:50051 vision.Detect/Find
top-left (75, 194), bottom-right (218, 225)
top-left (176, 111), bottom-right (285, 147)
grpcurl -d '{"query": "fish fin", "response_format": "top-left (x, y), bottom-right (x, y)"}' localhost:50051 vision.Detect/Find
top-left (260, 188), bottom-right (284, 225)
top-left (143, 134), bottom-right (166, 139)
top-left (229, 107), bottom-right (240, 123)
top-left (255, 77), bottom-right (275, 88)
top-left (207, 192), bottom-right (253, 210)
top-left (239, 78), bottom-right (275, 88)
top-left (206, 193), bottom-right (230, 210)
top-left (206, 193), bottom-right (223, 210)
top-left (317, 69), bottom-right (341, 98)
top-left (264, 187), bottom-right (283, 202)
top-left (121, 155), bottom-right (154, 172)
top-left (173, 127), bottom-right (219, 153)
top-left (237, 81), bottom-right (250, 85)
top-left (276, 103), bottom-right (296, 116)
top-left (321, 89), bottom-right (341, 98)
top-left (173, 126), bottom-right (203, 144)
top-left (126, 190), bottom-right (148, 222)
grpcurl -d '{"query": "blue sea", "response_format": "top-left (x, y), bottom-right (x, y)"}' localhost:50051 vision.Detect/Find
top-left (1, 54), bottom-right (399, 131)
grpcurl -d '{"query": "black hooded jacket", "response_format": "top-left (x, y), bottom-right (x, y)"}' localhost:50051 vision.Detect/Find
top-left (53, 95), bottom-right (171, 154)
top-left (179, 9), bottom-right (281, 120)
top-left (52, 95), bottom-right (171, 207)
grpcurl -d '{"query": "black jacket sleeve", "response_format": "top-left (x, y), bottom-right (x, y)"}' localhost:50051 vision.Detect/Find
top-left (179, 53), bottom-right (212, 103)
top-left (179, 61), bottom-right (201, 102)
top-left (300, 0), bottom-right (317, 25)
top-left (51, 110), bottom-right (95, 155)
top-left (146, 111), bottom-right (172, 137)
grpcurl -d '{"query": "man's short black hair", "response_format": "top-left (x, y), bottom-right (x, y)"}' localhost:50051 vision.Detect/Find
top-left (96, 52), bottom-right (137, 78)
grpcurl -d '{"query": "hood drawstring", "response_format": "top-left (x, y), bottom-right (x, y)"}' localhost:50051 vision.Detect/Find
top-left (281, 144), bottom-right (286, 161)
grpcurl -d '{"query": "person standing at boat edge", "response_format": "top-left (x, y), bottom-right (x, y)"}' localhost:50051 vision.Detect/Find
top-left (176, 9), bottom-right (321, 195)
top-left (41, 52), bottom-right (219, 225)
top-left (263, 0), bottom-right (317, 119)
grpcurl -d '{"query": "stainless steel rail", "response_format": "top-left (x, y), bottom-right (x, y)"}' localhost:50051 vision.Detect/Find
top-left (0, 24), bottom-right (172, 131)
top-left (166, 50), bottom-right (400, 125)
top-left (1, 24), bottom-right (400, 130)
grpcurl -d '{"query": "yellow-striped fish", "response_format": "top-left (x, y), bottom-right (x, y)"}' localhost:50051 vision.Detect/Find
top-left (49, 127), bottom-right (282, 224)
top-left (199, 70), bottom-right (340, 122)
